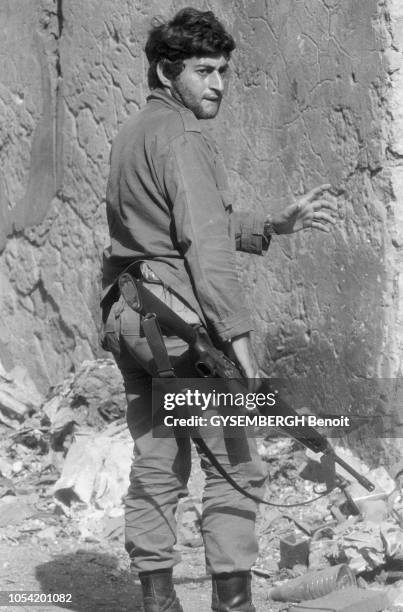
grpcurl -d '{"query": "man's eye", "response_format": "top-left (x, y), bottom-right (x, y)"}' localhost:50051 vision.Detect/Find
top-left (197, 69), bottom-right (209, 75)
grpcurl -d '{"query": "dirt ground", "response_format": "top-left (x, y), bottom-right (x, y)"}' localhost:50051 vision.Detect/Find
top-left (0, 538), bottom-right (282, 612)
top-left (0, 429), bottom-right (399, 612)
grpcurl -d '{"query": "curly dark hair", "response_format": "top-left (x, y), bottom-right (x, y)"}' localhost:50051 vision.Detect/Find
top-left (145, 7), bottom-right (236, 89)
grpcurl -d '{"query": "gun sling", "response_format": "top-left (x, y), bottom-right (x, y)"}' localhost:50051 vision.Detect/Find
top-left (118, 268), bottom-right (374, 507)
top-left (141, 314), bottom-right (175, 378)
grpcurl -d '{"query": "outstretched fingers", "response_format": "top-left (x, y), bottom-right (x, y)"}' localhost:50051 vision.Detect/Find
top-left (311, 220), bottom-right (331, 232)
top-left (306, 183), bottom-right (332, 199)
top-left (312, 196), bottom-right (339, 213)
top-left (312, 210), bottom-right (337, 224)
top-left (303, 210), bottom-right (337, 231)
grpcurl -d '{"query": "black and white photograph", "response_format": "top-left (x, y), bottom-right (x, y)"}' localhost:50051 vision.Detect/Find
top-left (0, 1), bottom-right (402, 610)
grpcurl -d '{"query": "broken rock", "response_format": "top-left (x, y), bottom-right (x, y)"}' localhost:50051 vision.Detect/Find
top-left (0, 388), bottom-right (29, 423)
top-left (0, 363), bottom-right (43, 425)
top-left (53, 427), bottom-right (132, 509)
top-left (0, 458), bottom-right (13, 479)
top-left (42, 359), bottom-right (126, 450)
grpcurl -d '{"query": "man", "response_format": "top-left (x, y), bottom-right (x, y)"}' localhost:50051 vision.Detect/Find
top-left (101, 8), bottom-right (337, 612)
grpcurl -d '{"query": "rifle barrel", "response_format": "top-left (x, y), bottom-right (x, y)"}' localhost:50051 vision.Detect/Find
top-left (332, 451), bottom-right (375, 491)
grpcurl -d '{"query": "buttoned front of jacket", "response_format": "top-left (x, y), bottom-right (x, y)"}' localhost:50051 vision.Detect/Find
top-left (102, 88), bottom-right (269, 341)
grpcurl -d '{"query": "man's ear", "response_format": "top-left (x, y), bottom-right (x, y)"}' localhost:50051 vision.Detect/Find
top-left (156, 61), bottom-right (172, 90)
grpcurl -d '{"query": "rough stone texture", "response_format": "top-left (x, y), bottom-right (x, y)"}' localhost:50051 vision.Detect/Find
top-left (385, 1), bottom-right (403, 373)
top-left (212, 2), bottom-right (388, 392)
top-left (0, 1), bottom-right (402, 459)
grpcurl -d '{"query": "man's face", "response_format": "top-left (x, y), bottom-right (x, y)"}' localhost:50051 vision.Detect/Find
top-left (169, 55), bottom-right (229, 119)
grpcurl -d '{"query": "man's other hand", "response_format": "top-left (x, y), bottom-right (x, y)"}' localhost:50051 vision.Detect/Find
top-left (268, 184), bottom-right (339, 235)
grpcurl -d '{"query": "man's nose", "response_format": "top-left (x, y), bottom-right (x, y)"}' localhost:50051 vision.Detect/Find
top-left (208, 70), bottom-right (224, 93)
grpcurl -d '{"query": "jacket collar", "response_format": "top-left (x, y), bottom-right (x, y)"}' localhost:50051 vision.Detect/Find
top-left (147, 88), bottom-right (196, 117)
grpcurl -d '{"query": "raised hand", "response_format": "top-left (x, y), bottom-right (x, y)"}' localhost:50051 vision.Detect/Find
top-left (267, 184), bottom-right (339, 235)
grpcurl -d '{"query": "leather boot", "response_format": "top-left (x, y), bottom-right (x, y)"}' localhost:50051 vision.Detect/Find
top-left (139, 569), bottom-right (184, 612)
top-left (211, 572), bottom-right (255, 612)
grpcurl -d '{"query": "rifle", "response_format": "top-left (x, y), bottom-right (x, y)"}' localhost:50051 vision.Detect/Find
top-left (118, 271), bottom-right (374, 496)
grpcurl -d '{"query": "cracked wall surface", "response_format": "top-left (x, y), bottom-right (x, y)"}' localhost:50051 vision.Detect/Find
top-left (0, 0), bottom-right (401, 454)
top-left (385, 0), bottom-right (403, 374)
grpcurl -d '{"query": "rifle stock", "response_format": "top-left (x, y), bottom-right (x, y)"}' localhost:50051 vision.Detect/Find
top-left (118, 272), bottom-right (374, 493)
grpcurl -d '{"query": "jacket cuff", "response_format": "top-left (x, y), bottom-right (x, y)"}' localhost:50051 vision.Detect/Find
top-left (237, 212), bottom-right (271, 255)
top-left (211, 307), bottom-right (254, 342)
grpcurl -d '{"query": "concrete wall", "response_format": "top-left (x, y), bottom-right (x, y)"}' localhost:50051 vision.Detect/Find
top-left (0, 0), bottom-right (401, 453)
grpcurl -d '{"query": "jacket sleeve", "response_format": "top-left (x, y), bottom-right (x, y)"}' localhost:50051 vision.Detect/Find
top-left (162, 132), bottom-right (254, 341)
top-left (232, 211), bottom-right (271, 254)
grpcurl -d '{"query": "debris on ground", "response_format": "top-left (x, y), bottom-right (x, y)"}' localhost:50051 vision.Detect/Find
top-left (279, 533), bottom-right (310, 568)
top-left (286, 585), bottom-right (389, 611)
top-left (0, 363), bottom-right (43, 427)
top-left (42, 359), bottom-right (126, 452)
top-left (177, 497), bottom-right (203, 547)
top-left (251, 438), bottom-right (403, 609)
top-left (0, 361), bottom-right (402, 609)
top-left (53, 423), bottom-right (132, 509)
top-left (269, 564), bottom-right (356, 602)
top-left (0, 359), bottom-right (130, 549)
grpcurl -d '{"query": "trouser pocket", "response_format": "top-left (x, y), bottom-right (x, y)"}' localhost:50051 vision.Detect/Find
top-left (101, 294), bottom-right (143, 357)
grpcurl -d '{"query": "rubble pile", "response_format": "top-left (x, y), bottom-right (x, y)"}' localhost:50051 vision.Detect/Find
top-left (0, 362), bottom-right (43, 428)
top-left (0, 359), bottom-right (131, 547)
top-left (253, 438), bottom-right (403, 609)
top-left (0, 358), bottom-right (204, 549)
top-left (42, 358), bottom-right (126, 440)
top-left (1, 362), bottom-right (403, 608)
